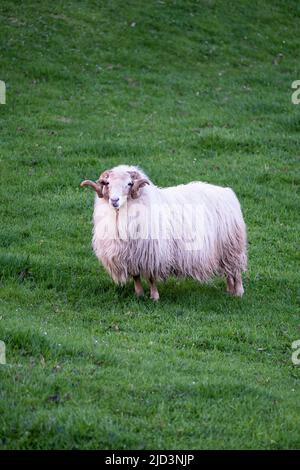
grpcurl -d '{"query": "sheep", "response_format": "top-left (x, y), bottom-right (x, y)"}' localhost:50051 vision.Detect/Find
top-left (81, 165), bottom-right (247, 300)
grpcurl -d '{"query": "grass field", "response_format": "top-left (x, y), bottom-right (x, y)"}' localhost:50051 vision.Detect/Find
top-left (0, 0), bottom-right (300, 450)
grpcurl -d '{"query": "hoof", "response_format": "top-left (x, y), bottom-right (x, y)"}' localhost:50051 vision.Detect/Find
top-left (135, 289), bottom-right (144, 298)
top-left (226, 286), bottom-right (244, 297)
top-left (226, 286), bottom-right (235, 295)
top-left (234, 286), bottom-right (244, 297)
top-left (150, 291), bottom-right (160, 301)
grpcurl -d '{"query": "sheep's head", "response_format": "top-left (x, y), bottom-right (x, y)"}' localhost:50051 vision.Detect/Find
top-left (80, 168), bottom-right (149, 209)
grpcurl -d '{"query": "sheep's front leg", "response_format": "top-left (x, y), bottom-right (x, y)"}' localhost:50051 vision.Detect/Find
top-left (149, 277), bottom-right (159, 301)
top-left (234, 273), bottom-right (244, 297)
top-left (133, 275), bottom-right (144, 297)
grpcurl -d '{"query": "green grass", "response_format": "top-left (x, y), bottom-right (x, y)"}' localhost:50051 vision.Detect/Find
top-left (0, 0), bottom-right (300, 450)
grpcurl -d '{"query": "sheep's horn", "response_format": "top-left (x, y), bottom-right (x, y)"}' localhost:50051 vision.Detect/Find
top-left (131, 178), bottom-right (150, 199)
top-left (80, 179), bottom-right (103, 198)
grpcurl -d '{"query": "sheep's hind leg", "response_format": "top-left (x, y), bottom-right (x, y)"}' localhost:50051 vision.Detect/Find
top-left (226, 275), bottom-right (235, 294)
top-left (149, 277), bottom-right (159, 301)
top-left (226, 273), bottom-right (244, 297)
top-left (133, 275), bottom-right (144, 298)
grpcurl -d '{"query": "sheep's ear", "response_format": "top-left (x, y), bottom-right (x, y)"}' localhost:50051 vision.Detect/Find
top-left (127, 170), bottom-right (140, 180)
top-left (131, 178), bottom-right (149, 199)
top-left (98, 170), bottom-right (110, 182)
top-left (97, 170), bottom-right (111, 197)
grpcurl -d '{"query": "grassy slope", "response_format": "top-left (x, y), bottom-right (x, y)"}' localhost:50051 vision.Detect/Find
top-left (0, 0), bottom-right (300, 449)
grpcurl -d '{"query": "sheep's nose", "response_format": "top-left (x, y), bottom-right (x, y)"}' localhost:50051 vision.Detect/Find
top-left (110, 197), bottom-right (120, 207)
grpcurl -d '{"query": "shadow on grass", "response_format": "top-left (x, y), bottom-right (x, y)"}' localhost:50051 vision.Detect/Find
top-left (2, 251), bottom-right (294, 314)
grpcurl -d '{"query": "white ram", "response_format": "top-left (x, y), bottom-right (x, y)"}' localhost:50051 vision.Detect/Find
top-left (81, 165), bottom-right (247, 300)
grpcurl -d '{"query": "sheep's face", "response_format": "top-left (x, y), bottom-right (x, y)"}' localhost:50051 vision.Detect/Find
top-left (102, 171), bottom-right (135, 209)
top-left (81, 169), bottom-right (149, 210)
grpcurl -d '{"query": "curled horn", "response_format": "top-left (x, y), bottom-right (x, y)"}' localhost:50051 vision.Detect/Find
top-left (80, 179), bottom-right (103, 198)
top-left (128, 171), bottom-right (150, 199)
top-left (80, 171), bottom-right (110, 198)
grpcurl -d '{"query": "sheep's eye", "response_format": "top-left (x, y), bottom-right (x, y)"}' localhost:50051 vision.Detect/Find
top-left (128, 182), bottom-right (133, 187)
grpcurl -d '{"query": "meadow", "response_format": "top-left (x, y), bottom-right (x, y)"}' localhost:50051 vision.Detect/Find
top-left (0, 0), bottom-right (299, 449)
